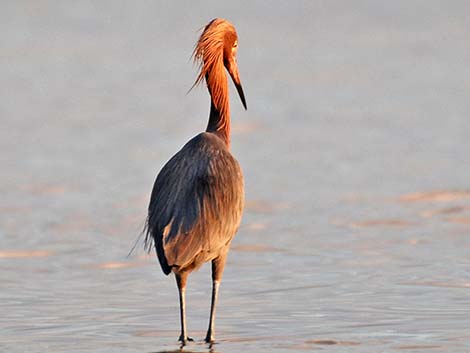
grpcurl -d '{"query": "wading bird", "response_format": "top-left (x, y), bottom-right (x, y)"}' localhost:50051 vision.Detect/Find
top-left (145, 18), bottom-right (247, 346)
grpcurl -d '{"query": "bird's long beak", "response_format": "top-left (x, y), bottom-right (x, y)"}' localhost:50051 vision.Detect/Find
top-left (227, 57), bottom-right (247, 110)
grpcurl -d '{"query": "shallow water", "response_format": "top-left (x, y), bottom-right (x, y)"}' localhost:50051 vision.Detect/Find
top-left (1, 1), bottom-right (470, 352)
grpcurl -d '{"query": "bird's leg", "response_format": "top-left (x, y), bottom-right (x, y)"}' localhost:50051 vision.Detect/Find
top-left (205, 280), bottom-right (220, 344)
top-left (175, 272), bottom-right (193, 345)
top-left (205, 253), bottom-right (227, 344)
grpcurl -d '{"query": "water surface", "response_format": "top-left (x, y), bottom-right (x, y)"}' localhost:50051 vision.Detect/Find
top-left (1, 1), bottom-right (470, 352)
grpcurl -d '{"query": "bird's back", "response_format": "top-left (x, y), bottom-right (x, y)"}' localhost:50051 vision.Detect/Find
top-left (146, 132), bottom-right (244, 274)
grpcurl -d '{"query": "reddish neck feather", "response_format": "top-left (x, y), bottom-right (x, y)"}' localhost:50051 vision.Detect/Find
top-left (205, 66), bottom-right (231, 148)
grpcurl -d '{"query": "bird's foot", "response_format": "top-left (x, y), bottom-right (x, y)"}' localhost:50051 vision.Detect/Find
top-left (178, 335), bottom-right (194, 346)
top-left (204, 333), bottom-right (215, 345)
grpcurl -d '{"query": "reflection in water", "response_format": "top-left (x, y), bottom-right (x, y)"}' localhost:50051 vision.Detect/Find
top-left (151, 351), bottom-right (190, 353)
top-left (0, 251), bottom-right (52, 258)
top-left (399, 190), bottom-right (470, 203)
top-left (446, 216), bottom-right (470, 225)
top-left (151, 346), bottom-right (222, 353)
top-left (396, 344), bottom-right (442, 350)
top-left (306, 339), bottom-right (361, 346)
top-left (349, 219), bottom-right (415, 228)
top-left (420, 206), bottom-right (467, 218)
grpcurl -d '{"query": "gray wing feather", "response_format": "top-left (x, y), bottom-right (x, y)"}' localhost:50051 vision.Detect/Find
top-left (146, 132), bottom-right (244, 274)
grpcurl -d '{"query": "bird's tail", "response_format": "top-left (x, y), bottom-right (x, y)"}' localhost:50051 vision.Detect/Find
top-left (143, 217), bottom-right (154, 253)
top-left (142, 216), bottom-right (172, 275)
top-left (127, 218), bottom-right (151, 258)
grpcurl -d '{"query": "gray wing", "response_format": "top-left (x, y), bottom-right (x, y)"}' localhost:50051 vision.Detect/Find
top-left (146, 132), bottom-right (244, 274)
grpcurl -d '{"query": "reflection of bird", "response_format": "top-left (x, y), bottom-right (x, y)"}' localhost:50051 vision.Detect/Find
top-left (145, 18), bottom-right (247, 346)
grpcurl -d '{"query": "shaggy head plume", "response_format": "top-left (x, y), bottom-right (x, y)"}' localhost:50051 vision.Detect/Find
top-left (192, 18), bottom-right (238, 117)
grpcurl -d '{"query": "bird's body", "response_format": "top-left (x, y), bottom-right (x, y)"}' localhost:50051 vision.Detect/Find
top-left (144, 18), bottom-right (246, 346)
top-left (148, 132), bottom-right (244, 276)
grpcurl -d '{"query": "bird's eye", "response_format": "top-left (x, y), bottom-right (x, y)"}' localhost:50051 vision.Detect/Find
top-left (233, 41), bottom-right (238, 48)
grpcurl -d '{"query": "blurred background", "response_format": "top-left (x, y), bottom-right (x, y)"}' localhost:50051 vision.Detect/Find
top-left (1, 1), bottom-right (470, 352)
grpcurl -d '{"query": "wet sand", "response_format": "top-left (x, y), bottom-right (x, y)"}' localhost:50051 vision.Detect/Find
top-left (1, 1), bottom-right (470, 352)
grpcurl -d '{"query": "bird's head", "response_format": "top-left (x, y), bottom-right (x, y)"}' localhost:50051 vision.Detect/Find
top-left (193, 18), bottom-right (247, 110)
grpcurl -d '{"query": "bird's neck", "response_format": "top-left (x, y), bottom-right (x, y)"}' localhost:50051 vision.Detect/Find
top-left (205, 71), bottom-right (231, 147)
top-left (207, 101), bottom-right (230, 147)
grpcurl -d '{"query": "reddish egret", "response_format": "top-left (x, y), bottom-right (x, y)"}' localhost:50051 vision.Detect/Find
top-left (145, 18), bottom-right (246, 345)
